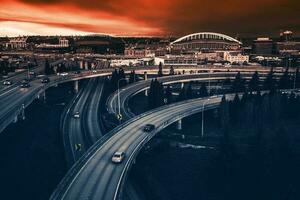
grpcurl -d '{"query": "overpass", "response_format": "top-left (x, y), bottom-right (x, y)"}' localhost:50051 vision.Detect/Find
top-left (0, 65), bottom-right (282, 134)
top-left (50, 94), bottom-right (237, 200)
top-left (106, 72), bottom-right (276, 120)
top-left (62, 78), bottom-right (104, 166)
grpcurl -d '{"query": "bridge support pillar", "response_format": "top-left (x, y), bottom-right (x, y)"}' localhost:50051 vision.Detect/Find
top-left (13, 115), bottom-right (18, 123)
top-left (39, 91), bottom-right (46, 102)
top-left (21, 104), bottom-right (25, 120)
top-left (144, 72), bottom-right (148, 96)
top-left (181, 82), bottom-right (185, 89)
top-left (85, 61), bottom-right (89, 70)
top-left (79, 61), bottom-right (84, 69)
top-left (74, 80), bottom-right (79, 93)
top-left (177, 119), bottom-right (182, 130)
top-left (37, 91), bottom-right (46, 102)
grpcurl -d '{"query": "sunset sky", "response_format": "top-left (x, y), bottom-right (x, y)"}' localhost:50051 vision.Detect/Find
top-left (0, 0), bottom-right (299, 37)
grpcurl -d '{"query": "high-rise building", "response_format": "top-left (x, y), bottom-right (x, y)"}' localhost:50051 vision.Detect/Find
top-left (280, 30), bottom-right (293, 42)
top-left (252, 38), bottom-right (274, 55)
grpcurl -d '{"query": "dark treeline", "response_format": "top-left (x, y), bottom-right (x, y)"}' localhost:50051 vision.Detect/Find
top-left (148, 79), bottom-right (164, 109)
top-left (218, 91), bottom-right (300, 133)
top-left (204, 91), bottom-right (300, 200)
top-left (1, 60), bottom-right (36, 75)
top-left (105, 68), bottom-right (137, 93)
top-left (0, 60), bottom-right (14, 75)
top-left (44, 59), bottom-right (80, 75)
top-left (148, 68), bottom-right (300, 110)
top-left (102, 68), bottom-right (137, 105)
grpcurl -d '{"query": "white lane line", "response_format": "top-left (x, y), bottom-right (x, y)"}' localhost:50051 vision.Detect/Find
top-left (0, 86), bottom-right (19, 98)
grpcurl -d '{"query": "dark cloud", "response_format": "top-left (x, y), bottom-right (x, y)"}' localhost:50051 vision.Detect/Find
top-left (1, 0), bottom-right (300, 36)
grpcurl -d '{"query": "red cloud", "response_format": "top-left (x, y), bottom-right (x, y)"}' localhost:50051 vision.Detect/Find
top-left (0, 0), bottom-right (299, 37)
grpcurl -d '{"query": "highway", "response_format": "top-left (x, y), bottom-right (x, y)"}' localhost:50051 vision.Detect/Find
top-left (107, 72), bottom-right (271, 120)
top-left (0, 67), bottom-right (244, 134)
top-left (0, 65), bottom-right (286, 135)
top-left (51, 95), bottom-right (235, 200)
top-left (62, 78), bottom-right (104, 166)
top-left (52, 85), bottom-right (299, 200)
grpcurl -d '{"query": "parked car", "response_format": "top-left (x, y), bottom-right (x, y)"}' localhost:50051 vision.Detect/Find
top-left (112, 151), bottom-right (126, 164)
top-left (143, 124), bottom-right (155, 132)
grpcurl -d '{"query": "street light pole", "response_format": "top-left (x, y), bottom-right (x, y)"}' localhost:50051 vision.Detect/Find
top-left (27, 61), bottom-right (30, 79)
top-left (117, 78), bottom-right (127, 119)
top-left (201, 98), bottom-right (210, 138)
top-left (294, 70), bottom-right (296, 90)
top-left (208, 70), bottom-right (212, 94)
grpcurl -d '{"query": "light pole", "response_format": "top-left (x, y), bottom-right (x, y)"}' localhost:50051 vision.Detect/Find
top-left (117, 78), bottom-right (128, 120)
top-left (27, 61), bottom-right (30, 79)
top-left (201, 98), bottom-right (210, 138)
top-left (294, 69), bottom-right (297, 90)
top-left (208, 70), bottom-right (213, 95)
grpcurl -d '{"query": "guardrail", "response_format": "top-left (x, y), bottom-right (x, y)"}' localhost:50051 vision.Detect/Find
top-left (106, 71), bottom-right (280, 119)
top-left (51, 88), bottom-right (299, 199)
top-left (50, 95), bottom-right (223, 199)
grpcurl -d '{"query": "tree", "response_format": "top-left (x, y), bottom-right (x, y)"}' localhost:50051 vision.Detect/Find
top-left (249, 71), bottom-right (260, 92)
top-left (199, 82), bottom-right (208, 97)
top-left (44, 59), bottom-right (53, 75)
top-left (185, 82), bottom-right (193, 99)
top-left (219, 95), bottom-right (230, 130)
top-left (165, 85), bottom-right (172, 104)
top-left (263, 68), bottom-right (276, 92)
top-left (169, 66), bottom-right (175, 76)
top-left (231, 72), bottom-right (245, 93)
top-left (177, 86), bottom-right (187, 101)
top-left (278, 68), bottom-right (291, 89)
top-left (295, 67), bottom-right (300, 88)
top-left (158, 62), bottom-right (163, 77)
top-left (129, 70), bottom-right (136, 84)
top-left (148, 79), bottom-right (164, 109)
top-left (229, 94), bottom-right (240, 125)
top-left (109, 68), bottom-right (127, 93)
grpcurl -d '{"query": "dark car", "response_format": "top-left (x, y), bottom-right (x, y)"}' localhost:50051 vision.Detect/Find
top-left (74, 71), bottom-right (81, 74)
top-left (20, 83), bottom-right (30, 88)
top-left (143, 124), bottom-right (155, 132)
top-left (21, 79), bottom-right (30, 84)
top-left (29, 71), bottom-right (36, 76)
top-left (41, 77), bottom-right (50, 83)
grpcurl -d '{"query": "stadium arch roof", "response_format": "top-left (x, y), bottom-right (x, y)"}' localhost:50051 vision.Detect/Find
top-left (170, 32), bottom-right (242, 45)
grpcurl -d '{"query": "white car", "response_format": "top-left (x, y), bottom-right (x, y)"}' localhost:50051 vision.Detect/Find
top-left (73, 111), bottom-right (80, 118)
top-left (58, 72), bottom-right (69, 76)
top-left (112, 151), bottom-right (125, 164)
top-left (3, 80), bottom-right (12, 85)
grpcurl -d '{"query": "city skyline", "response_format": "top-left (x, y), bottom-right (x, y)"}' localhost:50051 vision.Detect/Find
top-left (0, 0), bottom-right (299, 37)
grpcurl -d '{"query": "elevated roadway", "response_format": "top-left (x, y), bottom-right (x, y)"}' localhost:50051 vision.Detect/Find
top-left (107, 72), bottom-right (273, 120)
top-left (62, 78), bottom-right (104, 166)
top-left (51, 95), bottom-right (235, 200)
top-left (0, 66), bottom-right (275, 134)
